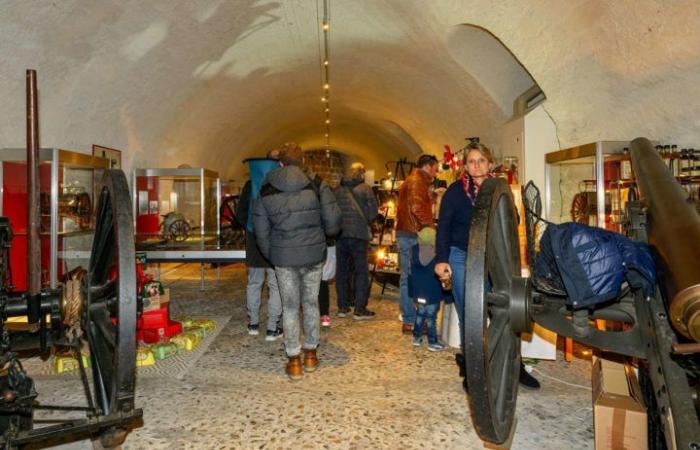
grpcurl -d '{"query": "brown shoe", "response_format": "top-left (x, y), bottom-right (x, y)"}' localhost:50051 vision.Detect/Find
top-left (286, 355), bottom-right (303, 380)
top-left (303, 349), bottom-right (319, 372)
top-left (401, 323), bottom-right (413, 335)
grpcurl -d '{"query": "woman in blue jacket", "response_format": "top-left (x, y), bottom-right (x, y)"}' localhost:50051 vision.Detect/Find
top-left (435, 142), bottom-right (540, 390)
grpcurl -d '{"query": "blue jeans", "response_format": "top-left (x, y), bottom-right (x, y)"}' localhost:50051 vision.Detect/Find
top-left (397, 235), bottom-right (417, 324)
top-left (246, 267), bottom-right (282, 331)
top-left (335, 238), bottom-right (369, 312)
top-left (414, 303), bottom-right (440, 344)
top-left (275, 263), bottom-right (324, 357)
top-left (448, 246), bottom-right (467, 347)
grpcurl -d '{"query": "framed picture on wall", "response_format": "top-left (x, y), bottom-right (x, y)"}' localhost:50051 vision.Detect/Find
top-left (92, 145), bottom-right (122, 169)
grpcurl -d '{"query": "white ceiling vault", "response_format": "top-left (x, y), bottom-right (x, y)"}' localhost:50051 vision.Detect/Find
top-left (1, 0), bottom-right (699, 181)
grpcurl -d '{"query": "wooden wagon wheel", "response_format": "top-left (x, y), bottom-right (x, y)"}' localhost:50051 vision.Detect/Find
top-left (570, 192), bottom-right (590, 224)
top-left (463, 178), bottom-right (531, 445)
top-left (168, 219), bottom-right (190, 242)
top-left (82, 169), bottom-right (137, 448)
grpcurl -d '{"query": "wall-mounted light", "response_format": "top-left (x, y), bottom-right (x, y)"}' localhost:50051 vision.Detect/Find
top-left (322, 22), bottom-right (329, 31)
top-left (323, 83), bottom-right (330, 90)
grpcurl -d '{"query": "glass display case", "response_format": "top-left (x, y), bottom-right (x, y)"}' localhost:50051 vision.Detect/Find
top-left (545, 141), bottom-right (629, 231)
top-left (0, 148), bottom-right (110, 289)
top-left (132, 168), bottom-right (221, 249)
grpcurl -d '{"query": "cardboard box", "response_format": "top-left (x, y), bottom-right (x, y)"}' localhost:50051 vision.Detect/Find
top-left (593, 357), bottom-right (647, 450)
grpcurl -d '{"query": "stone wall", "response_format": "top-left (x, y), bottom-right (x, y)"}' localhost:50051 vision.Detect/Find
top-left (304, 149), bottom-right (348, 188)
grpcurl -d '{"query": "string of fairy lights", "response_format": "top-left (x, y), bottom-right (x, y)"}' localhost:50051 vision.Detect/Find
top-left (317, 0), bottom-right (331, 154)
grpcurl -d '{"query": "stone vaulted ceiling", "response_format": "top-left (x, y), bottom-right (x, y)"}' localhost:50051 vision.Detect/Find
top-left (1, 0), bottom-right (699, 182)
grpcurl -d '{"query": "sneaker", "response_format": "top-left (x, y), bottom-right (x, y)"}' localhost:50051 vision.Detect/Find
top-left (427, 342), bottom-right (446, 352)
top-left (337, 307), bottom-right (351, 318)
top-left (320, 315), bottom-right (331, 327)
top-left (265, 327), bottom-right (283, 342)
top-left (412, 337), bottom-right (422, 347)
top-left (353, 309), bottom-right (376, 320)
top-left (247, 323), bottom-right (259, 336)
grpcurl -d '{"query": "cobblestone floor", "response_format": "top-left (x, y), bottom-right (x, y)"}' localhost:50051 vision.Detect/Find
top-left (34, 263), bottom-right (594, 449)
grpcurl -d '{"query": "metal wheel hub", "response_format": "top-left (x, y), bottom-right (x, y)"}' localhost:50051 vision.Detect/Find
top-left (509, 276), bottom-right (532, 334)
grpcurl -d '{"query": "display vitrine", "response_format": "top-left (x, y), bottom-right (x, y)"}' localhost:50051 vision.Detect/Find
top-left (545, 141), bottom-right (629, 231)
top-left (132, 168), bottom-right (221, 247)
top-left (0, 148), bottom-right (110, 289)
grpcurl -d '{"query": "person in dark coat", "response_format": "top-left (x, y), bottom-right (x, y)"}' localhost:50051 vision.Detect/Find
top-left (253, 143), bottom-right (341, 380)
top-left (333, 163), bottom-right (378, 320)
top-left (435, 142), bottom-right (540, 390)
top-left (235, 150), bottom-right (282, 341)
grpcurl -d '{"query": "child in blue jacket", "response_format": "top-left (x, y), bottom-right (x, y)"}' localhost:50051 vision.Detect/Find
top-left (408, 227), bottom-right (451, 351)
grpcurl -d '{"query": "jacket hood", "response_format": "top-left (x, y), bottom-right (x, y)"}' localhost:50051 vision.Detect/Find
top-left (341, 177), bottom-right (363, 188)
top-left (265, 165), bottom-right (312, 192)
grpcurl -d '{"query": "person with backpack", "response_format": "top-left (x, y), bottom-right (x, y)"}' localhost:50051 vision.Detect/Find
top-left (253, 143), bottom-right (341, 381)
top-left (236, 150), bottom-right (283, 341)
top-left (333, 163), bottom-right (378, 320)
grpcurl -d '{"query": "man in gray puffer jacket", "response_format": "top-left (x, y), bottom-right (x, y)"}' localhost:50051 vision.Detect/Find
top-left (253, 143), bottom-right (341, 380)
top-left (333, 163), bottom-right (378, 320)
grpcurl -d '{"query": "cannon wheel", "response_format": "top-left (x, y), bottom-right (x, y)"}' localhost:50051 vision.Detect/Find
top-left (464, 178), bottom-right (523, 445)
top-left (83, 170), bottom-right (136, 448)
top-left (169, 219), bottom-right (190, 242)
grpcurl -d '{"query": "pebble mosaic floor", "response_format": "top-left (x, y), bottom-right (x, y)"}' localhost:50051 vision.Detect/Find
top-left (33, 263), bottom-right (594, 449)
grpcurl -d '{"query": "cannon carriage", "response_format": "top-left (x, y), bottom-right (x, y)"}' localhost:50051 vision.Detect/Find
top-left (461, 137), bottom-right (700, 448)
top-left (0, 70), bottom-right (142, 449)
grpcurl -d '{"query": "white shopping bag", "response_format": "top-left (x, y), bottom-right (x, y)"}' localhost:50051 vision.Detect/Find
top-left (322, 246), bottom-right (336, 281)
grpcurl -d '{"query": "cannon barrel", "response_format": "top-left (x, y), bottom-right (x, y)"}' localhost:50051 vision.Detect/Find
top-left (26, 69), bottom-right (41, 326)
top-left (629, 137), bottom-right (700, 341)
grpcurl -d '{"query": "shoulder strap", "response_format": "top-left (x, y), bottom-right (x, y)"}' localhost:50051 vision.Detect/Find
top-left (304, 174), bottom-right (323, 201)
top-left (259, 182), bottom-right (282, 198)
top-left (345, 186), bottom-right (370, 224)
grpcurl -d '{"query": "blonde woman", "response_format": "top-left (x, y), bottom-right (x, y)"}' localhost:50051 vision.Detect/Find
top-left (435, 142), bottom-right (540, 390)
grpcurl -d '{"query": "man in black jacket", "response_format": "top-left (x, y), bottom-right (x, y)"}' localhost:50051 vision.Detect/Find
top-left (333, 163), bottom-right (378, 320)
top-left (253, 143), bottom-right (341, 380)
top-left (235, 150), bottom-right (283, 341)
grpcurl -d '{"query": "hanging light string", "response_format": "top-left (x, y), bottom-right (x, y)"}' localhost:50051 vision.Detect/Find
top-left (316, 0), bottom-right (331, 153)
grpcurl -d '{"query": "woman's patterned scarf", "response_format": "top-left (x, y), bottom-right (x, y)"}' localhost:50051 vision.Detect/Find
top-left (461, 172), bottom-right (495, 205)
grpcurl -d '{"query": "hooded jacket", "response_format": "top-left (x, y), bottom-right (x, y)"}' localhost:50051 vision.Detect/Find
top-left (534, 222), bottom-right (656, 309)
top-left (333, 177), bottom-right (378, 241)
top-left (253, 165), bottom-right (341, 268)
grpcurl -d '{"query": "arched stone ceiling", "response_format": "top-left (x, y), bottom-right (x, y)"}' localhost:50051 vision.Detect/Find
top-left (1, 1), bottom-right (699, 182)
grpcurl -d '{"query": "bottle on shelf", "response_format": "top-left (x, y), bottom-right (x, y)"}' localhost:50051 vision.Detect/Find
top-left (662, 144), bottom-right (672, 172)
top-left (671, 144), bottom-right (679, 176)
top-left (681, 148), bottom-right (690, 176)
top-left (621, 147), bottom-right (632, 180)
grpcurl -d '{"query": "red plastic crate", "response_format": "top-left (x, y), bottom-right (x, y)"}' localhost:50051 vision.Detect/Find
top-left (138, 320), bottom-right (183, 344)
top-left (138, 308), bottom-right (168, 330)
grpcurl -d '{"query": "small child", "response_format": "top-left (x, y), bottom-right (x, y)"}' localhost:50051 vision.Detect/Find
top-left (408, 227), bottom-right (448, 351)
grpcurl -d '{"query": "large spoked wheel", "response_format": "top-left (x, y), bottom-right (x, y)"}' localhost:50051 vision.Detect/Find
top-left (82, 170), bottom-right (137, 447)
top-left (464, 178), bottom-right (528, 445)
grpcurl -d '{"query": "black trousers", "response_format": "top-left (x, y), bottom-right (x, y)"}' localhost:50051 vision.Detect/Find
top-left (319, 280), bottom-right (330, 316)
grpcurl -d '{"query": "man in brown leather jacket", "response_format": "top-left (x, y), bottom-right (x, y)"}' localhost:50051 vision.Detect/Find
top-left (395, 154), bottom-right (439, 334)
